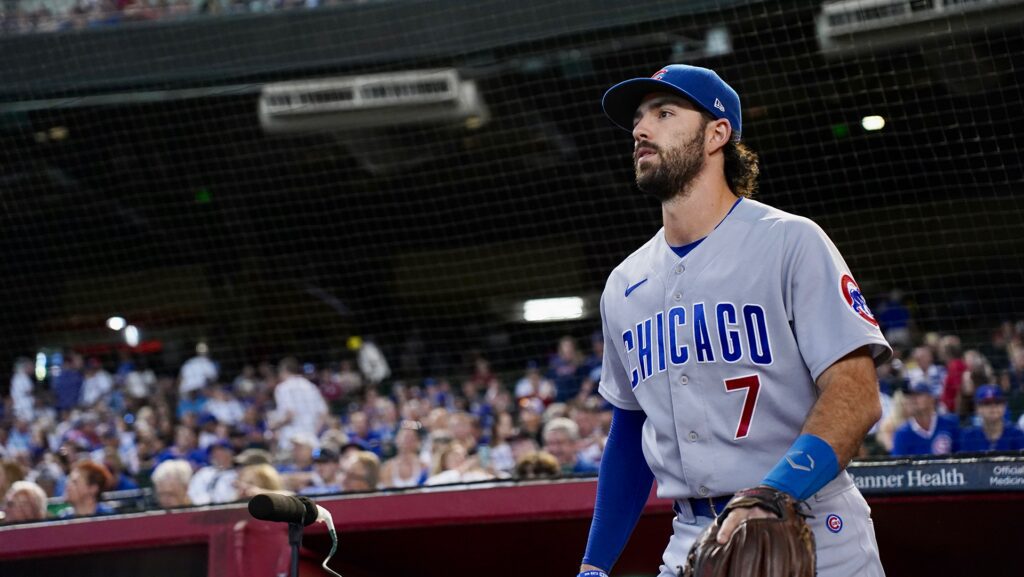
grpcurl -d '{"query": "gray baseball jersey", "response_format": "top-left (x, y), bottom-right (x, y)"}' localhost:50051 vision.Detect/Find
top-left (598, 198), bottom-right (892, 501)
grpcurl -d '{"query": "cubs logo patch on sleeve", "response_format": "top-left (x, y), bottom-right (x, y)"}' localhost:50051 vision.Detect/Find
top-left (839, 274), bottom-right (878, 327)
top-left (826, 514), bottom-right (843, 534)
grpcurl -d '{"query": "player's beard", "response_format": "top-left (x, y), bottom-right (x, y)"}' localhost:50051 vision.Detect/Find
top-left (635, 128), bottom-right (706, 203)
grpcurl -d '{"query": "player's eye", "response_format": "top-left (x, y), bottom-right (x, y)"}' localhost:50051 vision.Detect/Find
top-left (658, 109), bottom-right (672, 119)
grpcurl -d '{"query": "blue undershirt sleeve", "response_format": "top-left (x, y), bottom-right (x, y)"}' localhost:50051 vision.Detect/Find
top-left (581, 406), bottom-right (654, 572)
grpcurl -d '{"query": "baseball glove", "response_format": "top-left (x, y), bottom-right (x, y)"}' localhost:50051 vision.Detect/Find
top-left (680, 486), bottom-right (815, 577)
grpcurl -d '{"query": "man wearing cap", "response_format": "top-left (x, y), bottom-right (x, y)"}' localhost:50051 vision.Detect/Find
top-left (300, 448), bottom-right (343, 496)
top-left (958, 385), bottom-right (1024, 452)
top-left (187, 440), bottom-right (239, 505)
top-left (579, 65), bottom-right (891, 577)
top-left (891, 380), bottom-right (960, 456)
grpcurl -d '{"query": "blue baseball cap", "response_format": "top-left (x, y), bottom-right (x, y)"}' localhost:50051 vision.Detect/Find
top-left (602, 64), bottom-right (742, 140)
top-left (907, 379), bottom-right (934, 396)
top-left (975, 385), bottom-right (1005, 404)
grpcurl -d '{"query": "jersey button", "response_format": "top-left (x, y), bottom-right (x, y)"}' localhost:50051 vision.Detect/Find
top-left (678, 375), bottom-right (689, 385)
top-left (675, 264), bottom-right (684, 275)
top-left (698, 486), bottom-right (710, 497)
top-left (688, 431), bottom-right (699, 442)
top-left (673, 292), bottom-right (682, 302)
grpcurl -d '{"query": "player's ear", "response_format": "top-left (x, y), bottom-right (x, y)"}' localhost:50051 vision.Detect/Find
top-left (706, 119), bottom-right (731, 154)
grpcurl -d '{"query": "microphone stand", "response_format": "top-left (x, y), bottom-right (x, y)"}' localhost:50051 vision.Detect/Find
top-left (288, 522), bottom-right (303, 577)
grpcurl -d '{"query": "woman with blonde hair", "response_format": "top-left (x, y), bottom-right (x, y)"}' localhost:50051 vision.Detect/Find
top-left (235, 464), bottom-right (288, 500)
top-left (3, 480), bottom-right (49, 523)
top-left (379, 426), bottom-right (428, 488)
top-left (425, 441), bottom-right (493, 486)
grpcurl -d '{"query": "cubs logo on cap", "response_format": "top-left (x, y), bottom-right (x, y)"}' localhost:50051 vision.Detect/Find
top-left (840, 274), bottom-right (878, 327)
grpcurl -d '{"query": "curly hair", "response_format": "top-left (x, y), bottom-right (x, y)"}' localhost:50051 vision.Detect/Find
top-left (723, 140), bottom-right (760, 198)
top-left (699, 114), bottom-right (760, 198)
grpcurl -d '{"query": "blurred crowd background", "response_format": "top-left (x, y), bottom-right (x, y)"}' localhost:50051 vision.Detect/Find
top-left (0, 0), bottom-right (373, 34)
top-left (3, 303), bottom-right (1024, 524)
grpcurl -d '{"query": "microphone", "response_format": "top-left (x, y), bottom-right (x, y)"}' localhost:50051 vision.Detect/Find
top-left (248, 493), bottom-right (321, 526)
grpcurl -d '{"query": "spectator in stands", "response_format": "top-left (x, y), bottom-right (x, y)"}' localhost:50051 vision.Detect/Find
top-left (961, 349), bottom-right (996, 417)
top-left (1003, 347), bottom-right (1024, 419)
top-left (449, 411), bottom-right (480, 452)
top-left (572, 398), bottom-right (608, 466)
top-left (232, 364), bottom-right (261, 399)
top-left (270, 357), bottom-right (328, 450)
top-left (205, 384), bottom-right (245, 426)
top-left (151, 459), bottom-right (192, 508)
top-left (371, 397), bottom-right (400, 450)
top-left (514, 361), bottom-right (555, 406)
top-left (891, 381), bottom-right (959, 456)
top-left (514, 451), bottom-right (561, 480)
top-left (236, 464), bottom-right (287, 499)
top-left (52, 352), bottom-right (85, 413)
top-left (179, 342), bottom-right (218, 397)
top-left (59, 461), bottom-right (114, 518)
top-left (9, 357), bottom-right (35, 422)
top-left (187, 440), bottom-right (238, 505)
top-left (549, 336), bottom-right (585, 403)
top-left (517, 403), bottom-right (544, 445)
top-left (907, 345), bottom-right (946, 400)
top-left (81, 358), bottom-right (113, 407)
top-left (234, 448), bottom-right (273, 468)
top-left (542, 417), bottom-right (598, 474)
top-left (341, 450), bottom-right (380, 492)
top-left (509, 430), bottom-right (540, 466)
top-left (425, 441), bottom-right (492, 486)
top-left (379, 425), bottom-right (428, 488)
top-left (158, 425), bottom-right (206, 469)
top-left (486, 412), bottom-right (516, 474)
top-left (345, 410), bottom-right (382, 455)
top-left (0, 459), bottom-right (25, 500)
top-left (281, 432), bottom-right (317, 472)
top-left (939, 335), bottom-right (967, 415)
top-left (100, 448), bottom-right (138, 491)
top-left (959, 386), bottom-right (1024, 452)
top-left (4, 418), bottom-right (34, 459)
top-left (278, 432), bottom-right (316, 491)
top-left (300, 448), bottom-right (342, 495)
top-left (336, 359), bottom-right (363, 399)
top-left (2, 480), bottom-right (49, 523)
top-left (875, 289), bottom-right (912, 348)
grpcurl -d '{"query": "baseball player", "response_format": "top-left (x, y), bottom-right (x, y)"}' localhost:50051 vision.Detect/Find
top-left (576, 65), bottom-right (892, 577)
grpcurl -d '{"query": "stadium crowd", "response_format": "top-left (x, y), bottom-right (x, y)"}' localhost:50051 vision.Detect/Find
top-left (2, 299), bottom-right (1024, 525)
top-left (0, 0), bottom-right (371, 35)
top-left (0, 333), bottom-right (606, 523)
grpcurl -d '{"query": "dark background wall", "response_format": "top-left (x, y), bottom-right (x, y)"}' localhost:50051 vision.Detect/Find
top-left (1, 0), bottom-right (1021, 374)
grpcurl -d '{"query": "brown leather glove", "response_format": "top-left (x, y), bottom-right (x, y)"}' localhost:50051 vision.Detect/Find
top-left (681, 486), bottom-right (815, 577)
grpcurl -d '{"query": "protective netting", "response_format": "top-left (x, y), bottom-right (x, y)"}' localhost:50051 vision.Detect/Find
top-left (0, 0), bottom-right (1021, 409)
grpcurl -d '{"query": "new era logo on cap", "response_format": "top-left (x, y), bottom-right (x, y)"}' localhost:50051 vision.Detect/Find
top-left (714, 98), bottom-right (725, 112)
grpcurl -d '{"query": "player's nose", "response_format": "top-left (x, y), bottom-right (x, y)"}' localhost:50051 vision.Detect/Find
top-left (632, 115), bottom-right (652, 143)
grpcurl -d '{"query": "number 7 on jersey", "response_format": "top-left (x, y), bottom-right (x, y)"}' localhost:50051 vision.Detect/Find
top-left (724, 374), bottom-right (761, 439)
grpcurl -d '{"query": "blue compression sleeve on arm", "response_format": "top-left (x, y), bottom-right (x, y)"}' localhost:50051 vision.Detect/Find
top-left (582, 407), bottom-right (654, 572)
top-left (761, 433), bottom-right (840, 501)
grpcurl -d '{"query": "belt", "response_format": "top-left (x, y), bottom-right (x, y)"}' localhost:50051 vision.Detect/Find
top-left (674, 494), bottom-right (733, 519)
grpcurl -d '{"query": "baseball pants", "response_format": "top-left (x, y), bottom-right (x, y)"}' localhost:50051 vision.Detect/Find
top-left (657, 473), bottom-right (884, 577)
